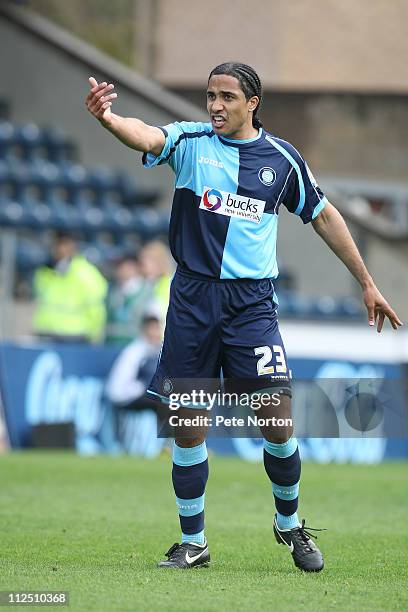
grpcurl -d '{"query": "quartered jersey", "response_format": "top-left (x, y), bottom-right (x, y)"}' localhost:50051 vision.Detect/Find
top-left (143, 122), bottom-right (327, 280)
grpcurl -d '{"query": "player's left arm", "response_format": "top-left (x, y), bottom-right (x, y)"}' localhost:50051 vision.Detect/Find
top-left (311, 201), bottom-right (403, 332)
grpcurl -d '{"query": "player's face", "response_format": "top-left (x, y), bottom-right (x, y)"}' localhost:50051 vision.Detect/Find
top-left (206, 74), bottom-right (259, 139)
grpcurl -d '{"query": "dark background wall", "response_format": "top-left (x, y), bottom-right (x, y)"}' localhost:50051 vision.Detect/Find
top-left (0, 14), bottom-right (175, 199)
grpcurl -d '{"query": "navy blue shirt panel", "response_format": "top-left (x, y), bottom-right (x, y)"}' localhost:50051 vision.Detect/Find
top-left (143, 123), bottom-right (327, 279)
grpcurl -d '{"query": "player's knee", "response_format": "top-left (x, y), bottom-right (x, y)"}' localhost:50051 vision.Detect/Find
top-left (263, 427), bottom-right (293, 445)
top-left (175, 436), bottom-right (206, 448)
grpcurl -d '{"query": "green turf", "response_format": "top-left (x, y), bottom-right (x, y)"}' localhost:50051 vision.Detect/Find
top-left (1, 452), bottom-right (407, 611)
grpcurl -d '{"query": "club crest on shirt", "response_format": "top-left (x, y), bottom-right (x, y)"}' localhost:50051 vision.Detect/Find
top-left (200, 187), bottom-right (265, 223)
top-left (258, 167), bottom-right (276, 186)
top-left (163, 378), bottom-right (173, 395)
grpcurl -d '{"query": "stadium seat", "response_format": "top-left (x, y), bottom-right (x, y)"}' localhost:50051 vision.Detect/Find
top-left (0, 199), bottom-right (28, 227)
top-left (13, 123), bottom-right (44, 161)
top-left (28, 158), bottom-right (61, 201)
top-left (87, 166), bottom-right (118, 198)
top-left (42, 125), bottom-right (77, 162)
top-left (4, 158), bottom-right (31, 200)
top-left (131, 207), bottom-right (169, 239)
top-left (120, 233), bottom-right (143, 257)
top-left (82, 240), bottom-right (125, 266)
top-left (59, 162), bottom-right (88, 202)
top-left (116, 170), bottom-right (160, 206)
top-left (0, 121), bottom-right (15, 159)
top-left (23, 197), bottom-right (54, 229)
top-left (103, 204), bottom-right (134, 233)
top-left (313, 295), bottom-right (339, 317)
top-left (16, 237), bottom-right (49, 270)
top-left (339, 296), bottom-right (365, 318)
top-left (278, 292), bottom-right (317, 319)
top-left (99, 191), bottom-right (123, 215)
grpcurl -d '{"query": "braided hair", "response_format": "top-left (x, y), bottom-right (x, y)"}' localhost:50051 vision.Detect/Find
top-left (208, 62), bottom-right (263, 129)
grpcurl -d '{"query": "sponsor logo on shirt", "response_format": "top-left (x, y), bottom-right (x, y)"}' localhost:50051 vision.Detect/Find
top-left (198, 155), bottom-right (224, 168)
top-left (200, 187), bottom-right (265, 223)
top-left (202, 188), bottom-right (222, 211)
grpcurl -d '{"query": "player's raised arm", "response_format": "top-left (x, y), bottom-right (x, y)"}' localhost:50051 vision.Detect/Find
top-left (85, 77), bottom-right (165, 156)
top-left (311, 201), bottom-right (403, 332)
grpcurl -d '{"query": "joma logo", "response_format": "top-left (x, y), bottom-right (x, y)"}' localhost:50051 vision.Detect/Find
top-left (198, 155), bottom-right (224, 168)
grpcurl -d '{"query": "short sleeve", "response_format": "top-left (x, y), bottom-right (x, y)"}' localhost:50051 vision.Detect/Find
top-left (142, 121), bottom-right (210, 176)
top-left (281, 149), bottom-right (327, 224)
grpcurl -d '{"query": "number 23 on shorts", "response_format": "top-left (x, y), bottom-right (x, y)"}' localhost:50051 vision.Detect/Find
top-left (254, 345), bottom-right (287, 376)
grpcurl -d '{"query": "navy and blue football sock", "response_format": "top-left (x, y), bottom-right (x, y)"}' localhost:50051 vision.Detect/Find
top-left (263, 436), bottom-right (301, 530)
top-left (172, 442), bottom-right (209, 544)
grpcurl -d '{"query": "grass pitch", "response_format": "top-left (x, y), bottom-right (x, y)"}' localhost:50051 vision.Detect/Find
top-left (1, 452), bottom-right (407, 611)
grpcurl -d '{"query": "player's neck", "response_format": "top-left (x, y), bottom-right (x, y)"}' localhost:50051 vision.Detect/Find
top-left (222, 125), bottom-right (259, 141)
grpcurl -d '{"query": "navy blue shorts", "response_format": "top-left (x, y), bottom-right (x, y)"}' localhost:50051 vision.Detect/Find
top-left (148, 269), bottom-right (291, 401)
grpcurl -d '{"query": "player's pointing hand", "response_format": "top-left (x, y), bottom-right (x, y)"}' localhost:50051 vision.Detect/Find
top-left (85, 76), bottom-right (117, 127)
top-left (363, 284), bottom-right (403, 333)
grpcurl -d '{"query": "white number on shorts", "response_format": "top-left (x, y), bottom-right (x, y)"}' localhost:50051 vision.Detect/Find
top-left (254, 345), bottom-right (287, 376)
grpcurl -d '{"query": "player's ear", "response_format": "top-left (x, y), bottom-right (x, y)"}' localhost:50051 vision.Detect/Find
top-left (248, 96), bottom-right (259, 112)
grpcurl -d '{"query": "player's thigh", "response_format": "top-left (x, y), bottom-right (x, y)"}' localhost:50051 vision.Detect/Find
top-left (222, 312), bottom-right (291, 392)
top-left (222, 308), bottom-right (292, 442)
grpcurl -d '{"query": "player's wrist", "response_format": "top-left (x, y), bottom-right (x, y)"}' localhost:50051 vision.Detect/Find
top-left (100, 111), bottom-right (116, 130)
top-left (360, 276), bottom-right (374, 291)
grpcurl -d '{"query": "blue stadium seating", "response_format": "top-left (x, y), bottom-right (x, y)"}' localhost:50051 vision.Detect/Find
top-left (42, 125), bottom-right (77, 162)
top-left (0, 118), bottom-right (167, 285)
top-left (0, 119), bottom-right (166, 240)
top-left (0, 199), bottom-right (28, 227)
top-left (16, 237), bottom-right (49, 270)
top-left (13, 123), bottom-right (44, 160)
top-left (274, 290), bottom-right (364, 320)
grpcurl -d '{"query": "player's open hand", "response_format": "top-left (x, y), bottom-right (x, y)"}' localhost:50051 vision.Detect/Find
top-left (363, 284), bottom-right (402, 332)
top-left (85, 77), bottom-right (117, 126)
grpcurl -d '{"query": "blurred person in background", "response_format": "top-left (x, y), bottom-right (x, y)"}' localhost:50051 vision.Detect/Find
top-left (105, 314), bottom-right (162, 413)
top-left (105, 254), bottom-right (155, 345)
top-left (105, 314), bottom-right (164, 458)
top-left (33, 232), bottom-right (108, 343)
top-left (138, 240), bottom-right (173, 321)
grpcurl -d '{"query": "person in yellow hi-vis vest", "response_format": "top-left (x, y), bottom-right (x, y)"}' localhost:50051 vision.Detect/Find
top-left (138, 240), bottom-right (173, 321)
top-left (33, 233), bottom-right (108, 343)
